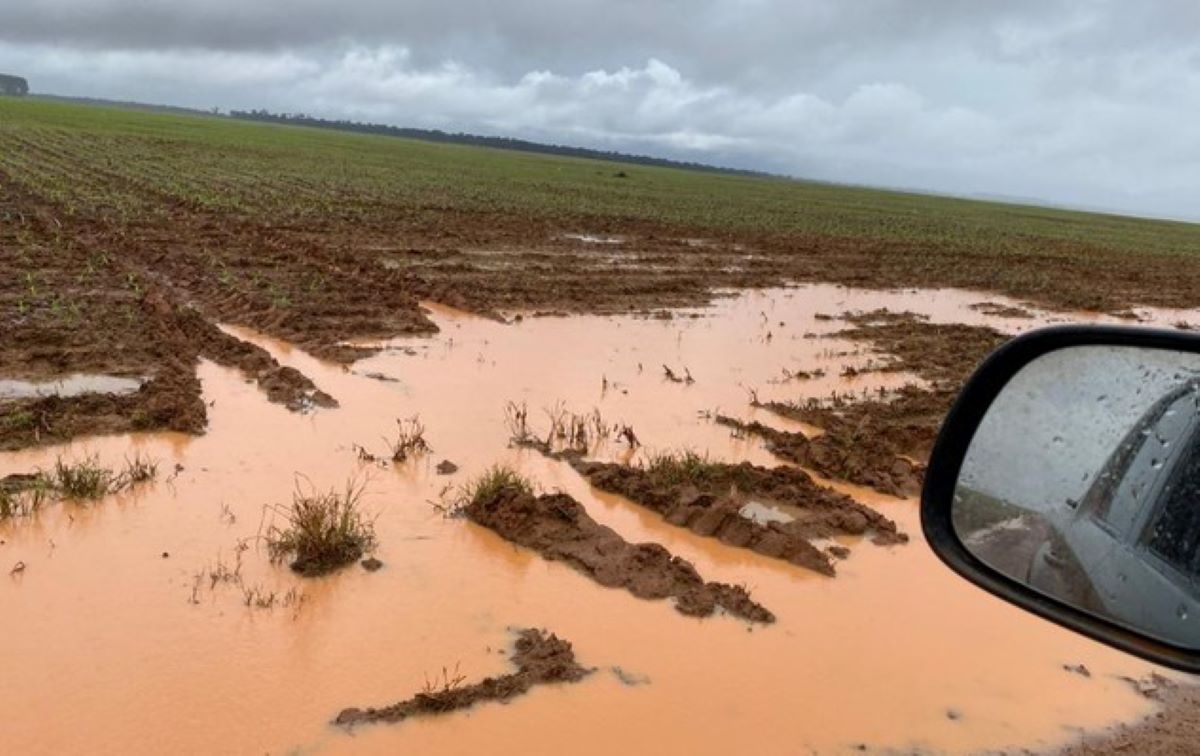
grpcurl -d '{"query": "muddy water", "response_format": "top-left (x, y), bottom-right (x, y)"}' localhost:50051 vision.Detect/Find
top-left (0, 284), bottom-right (1187, 755)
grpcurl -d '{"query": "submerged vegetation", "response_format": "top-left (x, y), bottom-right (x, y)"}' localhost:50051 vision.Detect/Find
top-left (53, 456), bottom-right (115, 500)
top-left (0, 453), bottom-right (158, 519)
top-left (265, 479), bottom-right (377, 576)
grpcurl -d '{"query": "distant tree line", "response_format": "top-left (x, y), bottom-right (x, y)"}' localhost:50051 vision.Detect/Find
top-left (227, 109), bottom-right (766, 177)
top-left (0, 74), bottom-right (29, 96)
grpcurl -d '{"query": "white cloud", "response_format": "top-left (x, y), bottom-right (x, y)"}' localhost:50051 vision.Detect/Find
top-left (2, 2), bottom-right (1200, 222)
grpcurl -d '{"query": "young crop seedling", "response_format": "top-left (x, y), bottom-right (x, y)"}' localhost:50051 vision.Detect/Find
top-left (422, 663), bottom-right (467, 696)
top-left (662, 364), bottom-right (695, 384)
top-left (119, 453), bottom-right (159, 487)
top-left (387, 416), bottom-right (430, 463)
top-left (265, 478), bottom-right (377, 576)
top-left (504, 401), bottom-right (531, 445)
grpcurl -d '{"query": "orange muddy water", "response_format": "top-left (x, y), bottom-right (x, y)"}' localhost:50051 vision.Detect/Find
top-left (0, 285), bottom-right (1191, 755)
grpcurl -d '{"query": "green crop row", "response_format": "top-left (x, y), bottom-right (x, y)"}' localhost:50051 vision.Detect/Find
top-left (2, 96), bottom-right (1198, 259)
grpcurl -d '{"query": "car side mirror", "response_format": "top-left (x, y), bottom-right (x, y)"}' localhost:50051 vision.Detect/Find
top-left (922, 325), bottom-right (1200, 672)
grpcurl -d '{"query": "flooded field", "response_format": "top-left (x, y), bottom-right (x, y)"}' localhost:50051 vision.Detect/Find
top-left (0, 284), bottom-right (1191, 754)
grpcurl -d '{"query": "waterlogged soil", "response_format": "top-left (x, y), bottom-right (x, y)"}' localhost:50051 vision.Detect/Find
top-left (1060, 674), bottom-right (1200, 755)
top-left (569, 457), bottom-right (905, 576)
top-left (0, 286), bottom-right (336, 451)
top-left (335, 628), bottom-right (592, 728)
top-left (465, 487), bottom-right (774, 622)
top-left (715, 311), bottom-right (1013, 497)
top-left (5, 152), bottom-right (1200, 455)
top-left (1, 285), bottom-right (1198, 754)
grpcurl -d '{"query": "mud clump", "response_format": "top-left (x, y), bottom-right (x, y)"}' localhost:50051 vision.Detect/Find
top-left (334, 628), bottom-right (592, 727)
top-left (465, 480), bottom-right (773, 622)
top-left (568, 455), bottom-right (905, 576)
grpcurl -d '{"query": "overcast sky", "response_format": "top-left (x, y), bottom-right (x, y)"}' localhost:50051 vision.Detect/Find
top-left (2, 1), bottom-right (1199, 220)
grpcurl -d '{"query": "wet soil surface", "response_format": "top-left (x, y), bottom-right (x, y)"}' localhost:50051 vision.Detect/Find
top-left (0, 278), bottom-right (336, 451)
top-left (334, 628), bottom-right (592, 728)
top-left (570, 457), bottom-right (906, 576)
top-left (465, 484), bottom-right (774, 623)
top-left (1057, 674), bottom-right (1200, 755)
top-left (0, 288), bottom-right (1192, 754)
top-left (4, 139), bottom-right (1198, 454)
top-left (733, 311), bottom-right (1010, 497)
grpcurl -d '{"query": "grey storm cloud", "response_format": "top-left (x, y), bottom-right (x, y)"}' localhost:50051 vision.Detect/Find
top-left (2, 1), bottom-right (1200, 220)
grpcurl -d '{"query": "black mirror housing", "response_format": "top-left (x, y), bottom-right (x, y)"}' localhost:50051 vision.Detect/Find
top-left (922, 324), bottom-right (1200, 674)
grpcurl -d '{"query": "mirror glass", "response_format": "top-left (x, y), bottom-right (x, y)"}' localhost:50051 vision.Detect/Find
top-left (954, 345), bottom-right (1200, 649)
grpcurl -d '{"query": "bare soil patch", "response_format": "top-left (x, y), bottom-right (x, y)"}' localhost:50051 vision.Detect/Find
top-left (333, 628), bottom-right (592, 728)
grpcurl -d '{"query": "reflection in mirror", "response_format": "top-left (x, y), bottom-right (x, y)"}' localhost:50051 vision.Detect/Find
top-left (953, 345), bottom-right (1200, 649)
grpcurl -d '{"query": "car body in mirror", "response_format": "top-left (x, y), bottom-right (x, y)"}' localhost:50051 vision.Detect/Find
top-left (922, 325), bottom-right (1200, 672)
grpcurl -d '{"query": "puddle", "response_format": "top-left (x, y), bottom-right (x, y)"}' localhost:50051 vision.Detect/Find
top-left (0, 283), bottom-right (1190, 755)
top-left (738, 500), bottom-right (794, 526)
top-left (563, 233), bottom-right (624, 245)
top-left (0, 374), bottom-right (143, 400)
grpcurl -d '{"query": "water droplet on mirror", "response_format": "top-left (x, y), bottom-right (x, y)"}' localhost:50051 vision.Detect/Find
top-left (1117, 573), bottom-right (1127, 583)
top-left (1152, 459), bottom-right (1163, 469)
top-left (1052, 435), bottom-right (1064, 445)
top-left (1178, 604), bottom-right (1189, 621)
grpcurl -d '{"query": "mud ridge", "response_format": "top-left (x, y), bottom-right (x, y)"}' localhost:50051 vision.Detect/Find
top-left (718, 412), bottom-right (925, 498)
top-left (141, 289), bottom-right (337, 412)
top-left (333, 628), bottom-right (592, 727)
top-left (466, 485), bottom-right (774, 623)
top-left (567, 456), bottom-right (906, 576)
top-left (749, 312), bottom-right (1010, 496)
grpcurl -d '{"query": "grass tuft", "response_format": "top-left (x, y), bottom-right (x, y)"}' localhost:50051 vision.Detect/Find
top-left (387, 416), bottom-right (430, 463)
top-left (641, 450), bottom-right (713, 487)
top-left (52, 456), bottom-right (115, 500)
top-left (464, 465), bottom-right (534, 508)
top-left (266, 479), bottom-right (377, 576)
top-left (119, 453), bottom-right (159, 487)
top-left (0, 453), bottom-right (158, 519)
